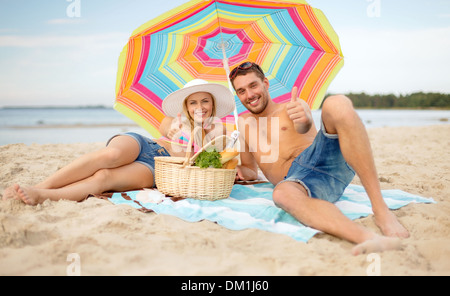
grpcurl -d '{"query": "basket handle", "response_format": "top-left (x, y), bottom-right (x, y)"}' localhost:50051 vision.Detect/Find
top-left (182, 126), bottom-right (201, 167)
top-left (182, 126), bottom-right (234, 168)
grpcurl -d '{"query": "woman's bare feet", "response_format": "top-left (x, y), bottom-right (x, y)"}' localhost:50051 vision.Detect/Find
top-left (2, 185), bottom-right (20, 201)
top-left (14, 185), bottom-right (45, 206)
top-left (352, 235), bottom-right (403, 256)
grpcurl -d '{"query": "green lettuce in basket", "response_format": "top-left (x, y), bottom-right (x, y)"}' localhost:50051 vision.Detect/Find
top-left (194, 147), bottom-right (222, 169)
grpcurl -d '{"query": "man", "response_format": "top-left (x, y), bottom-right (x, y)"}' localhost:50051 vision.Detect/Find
top-left (230, 62), bottom-right (409, 255)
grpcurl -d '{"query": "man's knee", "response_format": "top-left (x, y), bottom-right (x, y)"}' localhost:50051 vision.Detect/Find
top-left (323, 95), bottom-right (354, 117)
top-left (322, 95), bottom-right (360, 130)
top-left (273, 181), bottom-right (309, 208)
top-left (273, 183), bottom-right (287, 207)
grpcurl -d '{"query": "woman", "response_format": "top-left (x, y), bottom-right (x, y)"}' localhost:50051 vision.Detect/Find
top-left (3, 79), bottom-right (235, 205)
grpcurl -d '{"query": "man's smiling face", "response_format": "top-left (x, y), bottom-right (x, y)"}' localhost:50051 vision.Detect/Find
top-left (233, 72), bottom-right (271, 115)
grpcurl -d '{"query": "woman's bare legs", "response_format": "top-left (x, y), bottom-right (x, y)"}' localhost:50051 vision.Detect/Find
top-left (14, 161), bottom-right (154, 205)
top-left (35, 135), bottom-right (140, 190)
top-left (3, 135), bottom-right (154, 204)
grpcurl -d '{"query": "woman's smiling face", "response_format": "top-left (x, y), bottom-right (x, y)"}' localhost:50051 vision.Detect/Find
top-left (185, 92), bottom-right (215, 123)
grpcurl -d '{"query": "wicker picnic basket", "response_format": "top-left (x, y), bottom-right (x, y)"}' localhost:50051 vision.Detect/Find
top-left (154, 127), bottom-right (237, 201)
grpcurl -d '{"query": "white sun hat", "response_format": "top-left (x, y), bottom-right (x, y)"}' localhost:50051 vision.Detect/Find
top-left (162, 79), bottom-right (235, 119)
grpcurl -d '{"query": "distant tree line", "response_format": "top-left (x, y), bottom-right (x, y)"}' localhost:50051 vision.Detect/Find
top-left (331, 92), bottom-right (450, 109)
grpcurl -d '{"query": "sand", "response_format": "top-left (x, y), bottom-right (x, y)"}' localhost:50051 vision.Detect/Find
top-left (0, 125), bottom-right (449, 276)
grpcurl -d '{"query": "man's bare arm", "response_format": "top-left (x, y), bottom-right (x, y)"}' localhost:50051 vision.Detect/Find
top-left (236, 152), bottom-right (259, 181)
top-left (235, 122), bottom-right (259, 181)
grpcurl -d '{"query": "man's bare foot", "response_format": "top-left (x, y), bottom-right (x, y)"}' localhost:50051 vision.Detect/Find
top-left (352, 235), bottom-right (403, 256)
top-left (374, 210), bottom-right (409, 238)
top-left (15, 185), bottom-right (45, 206)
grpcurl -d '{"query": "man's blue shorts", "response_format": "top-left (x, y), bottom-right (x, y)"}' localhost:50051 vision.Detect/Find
top-left (277, 121), bottom-right (355, 203)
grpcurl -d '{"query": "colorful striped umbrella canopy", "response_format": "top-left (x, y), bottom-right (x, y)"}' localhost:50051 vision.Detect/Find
top-left (115, 0), bottom-right (344, 138)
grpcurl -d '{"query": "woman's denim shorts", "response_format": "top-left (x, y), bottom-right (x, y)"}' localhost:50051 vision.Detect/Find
top-left (107, 132), bottom-right (170, 185)
top-left (277, 122), bottom-right (355, 203)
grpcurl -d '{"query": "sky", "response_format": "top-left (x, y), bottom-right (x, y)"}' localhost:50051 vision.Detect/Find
top-left (0, 0), bottom-right (449, 107)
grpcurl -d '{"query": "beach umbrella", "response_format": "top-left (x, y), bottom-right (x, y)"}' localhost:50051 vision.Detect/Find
top-left (115, 0), bottom-right (344, 138)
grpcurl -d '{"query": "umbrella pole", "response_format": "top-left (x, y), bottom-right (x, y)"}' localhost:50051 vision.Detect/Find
top-left (221, 43), bottom-right (238, 126)
top-left (223, 58), bottom-right (239, 127)
top-left (221, 44), bottom-right (240, 149)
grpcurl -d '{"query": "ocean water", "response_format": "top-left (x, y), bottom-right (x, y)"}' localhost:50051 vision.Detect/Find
top-left (0, 108), bottom-right (148, 146)
top-left (0, 107), bottom-right (449, 146)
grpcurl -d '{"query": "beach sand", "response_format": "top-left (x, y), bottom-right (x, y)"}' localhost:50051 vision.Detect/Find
top-left (0, 125), bottom-right (449, 276)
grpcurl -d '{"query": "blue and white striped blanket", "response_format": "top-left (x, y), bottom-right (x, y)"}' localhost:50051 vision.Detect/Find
top-left (107, 183), bottom-right (435, 242)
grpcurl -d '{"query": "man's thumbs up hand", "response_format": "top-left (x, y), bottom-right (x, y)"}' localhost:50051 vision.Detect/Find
top-left (286, 87), bottom-right (313, 134)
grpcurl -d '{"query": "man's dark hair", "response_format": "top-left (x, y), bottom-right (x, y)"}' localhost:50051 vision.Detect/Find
top-left (229, 62), bottom-right (265, 89)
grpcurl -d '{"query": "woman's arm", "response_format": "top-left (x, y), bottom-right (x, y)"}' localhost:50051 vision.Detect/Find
top-left (159, 114), bottom-right (182, 139)
top-left (159, 117), bottom-right (174, 137)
